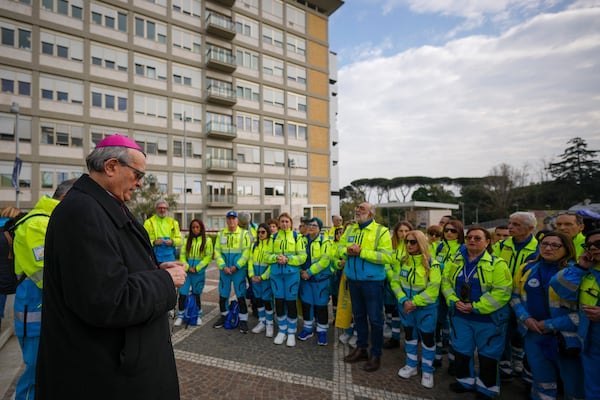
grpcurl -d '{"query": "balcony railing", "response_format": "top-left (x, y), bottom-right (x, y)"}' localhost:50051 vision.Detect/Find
top-left (206, 13), bottom-right (236, 40)
top-left (206, 157), bottom-right (237, 172)
top-left (206, 193), bottom-right (236, 207)
top-left (206, 47), bottom-right (236, 73)
top-left (206, 121), bottom-right (236, 139)
top-left (210, 0), bottom-right (235, 7)
top-left (206, 84), bottom-right (236, 106)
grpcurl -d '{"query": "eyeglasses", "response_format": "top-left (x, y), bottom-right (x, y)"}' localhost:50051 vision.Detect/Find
top-left (583, 240), bottom-right (600, 250)
top-left (405, 239), bottom-right (418, 246)
top-left (465, 235), bottom-right (484, 242)
top-left (258, 230), bottom-right (267, 235)
top-left (120, 162), bottom-right (145, 180)
top-left (429, 233), bottom-right (441, 238)
top-left (444, 228), bottom-right (458, 234)
top-left (540, 242), bottom-right (563, 250)
top-left (307, 223), bottom-right (319, 228)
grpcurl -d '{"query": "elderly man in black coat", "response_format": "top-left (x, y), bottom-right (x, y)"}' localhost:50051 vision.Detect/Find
top-left (36, 135), bottom-right (187, 400)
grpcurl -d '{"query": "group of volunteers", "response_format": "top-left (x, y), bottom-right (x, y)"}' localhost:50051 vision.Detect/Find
top-left (168, 202), bottom-right (599, 400)
top-left (2, 132), bottom-right (598, 400)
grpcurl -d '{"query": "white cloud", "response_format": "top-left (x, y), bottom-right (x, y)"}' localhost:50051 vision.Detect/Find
top-left (337, 8), bottom-right (600, 186)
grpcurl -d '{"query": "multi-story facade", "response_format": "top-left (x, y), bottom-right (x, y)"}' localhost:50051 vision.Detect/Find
top-left (0, 0), bottom-right (343, 229)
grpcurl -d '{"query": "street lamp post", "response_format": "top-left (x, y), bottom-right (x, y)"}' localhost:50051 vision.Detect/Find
top-left (182, 111), bottom-right (190, 228)
top-left (287, 158), bottom-right (295, 215)
top-left (10, 102), bottom-right (20, 208)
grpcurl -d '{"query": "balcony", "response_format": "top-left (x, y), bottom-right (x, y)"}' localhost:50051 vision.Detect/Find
top-left (206, 12), bottom-right (236, 40)
top-left (206, 47), bottom-right (236, 73)
top-left (206, 193), bottom-right (236, 207)
top-left (210, 0), bottom-right (235, 6)
top-left (206, 84), bottom-right (237, 106)
top-left (206, 156), bottom-right (237, 173)
top-left (206, 120), bottom-right (236, 140)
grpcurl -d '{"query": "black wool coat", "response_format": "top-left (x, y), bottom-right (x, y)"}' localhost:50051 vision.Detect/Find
top-left (36, 174), bottom-right (179, 400)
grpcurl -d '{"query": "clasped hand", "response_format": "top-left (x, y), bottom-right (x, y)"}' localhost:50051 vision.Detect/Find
top-left (160, 261), bottom-right (187, 288)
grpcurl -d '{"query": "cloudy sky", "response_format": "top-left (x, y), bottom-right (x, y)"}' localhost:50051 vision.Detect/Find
top-left (328, 0), bottom-right (600, 187)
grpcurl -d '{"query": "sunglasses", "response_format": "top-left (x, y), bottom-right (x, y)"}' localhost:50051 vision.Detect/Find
top-left (465, 235), bottom-right (484, 242)
top-left (583, 240), bottom-right (600, 250)
top-left (405, 239), bottom-right (418, 246)
top-left (444, 228), bottom-right (458, 234)
top-left (429, 233), bottom-right (441, 238)
top-left (258, 230), bottom-right (267, 234)
top-left (540, 242), bottom-right (563, 250)
top-left (120, 161), bottom-right (145, 180)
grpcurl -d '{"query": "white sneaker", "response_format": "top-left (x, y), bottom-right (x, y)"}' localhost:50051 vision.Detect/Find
top-left (266, 324), bottom-right (274, 338)
top-left (348, 335), bottom-right (358, 348)
top-left (174, 317), bottom-right (183, 327)
top-left (421, 372), bottom-right (434, 389)
top-left (196, 317), bottom-right (202, 326)
top-left (398, 365), bottom-right (418, 379)
top-left (339, 332), bottom-right (351, 344)
top-left (252, 323), bottom-right (266, 334)
top-left (286, 334), bottom-right (296, 347)
top-left (274, 332), bottom-right (287, 345)
top-left (384, 324), bottom-right (393, 339)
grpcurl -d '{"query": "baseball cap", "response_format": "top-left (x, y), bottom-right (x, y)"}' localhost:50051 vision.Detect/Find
top-left (226, 210), bottom-right (238, 218)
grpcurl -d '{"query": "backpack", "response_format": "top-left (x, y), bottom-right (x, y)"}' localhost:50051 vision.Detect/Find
top-left (223, 300), bottom-right (240, 329)
top-left (182, 295), bottom-right (199, 327)
top-left (4, 213), bottom-right (49, 260)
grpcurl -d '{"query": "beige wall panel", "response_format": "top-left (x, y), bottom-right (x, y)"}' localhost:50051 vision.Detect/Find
top-left (308, 41), bottom-right (328, 69)
top-left (309, 125), bottom-right (329, 150)
top-left (308, 69), bottom-right (328, 97)
top-left (307, 13), bottom-right (327, 42)
top-left (311, 153), bottom-right (329, 179)
top-left (310, 181), bottom-right (330, 204)
top-left (308, 97), bottom-right (328, 124)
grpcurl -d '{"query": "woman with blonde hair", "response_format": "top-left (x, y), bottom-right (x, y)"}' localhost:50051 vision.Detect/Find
top-left (390, 230), bottom-right (441, 389)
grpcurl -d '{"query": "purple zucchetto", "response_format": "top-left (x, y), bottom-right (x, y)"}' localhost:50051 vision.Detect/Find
top-left (96, 134), bottom-right (143, 152)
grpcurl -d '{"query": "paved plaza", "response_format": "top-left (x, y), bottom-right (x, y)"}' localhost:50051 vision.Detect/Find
top-left (1, 263), bottom-right (529, 399)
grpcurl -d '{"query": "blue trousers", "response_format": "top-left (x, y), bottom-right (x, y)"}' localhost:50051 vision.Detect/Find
top-left (583, 321), bottom-right (600, 400)
top-left (16, 336), bottom-right (38, 400)
top-left (218, 268), bottom-right (247, 298)
top-left (348, 279), bottom-right (385, 357)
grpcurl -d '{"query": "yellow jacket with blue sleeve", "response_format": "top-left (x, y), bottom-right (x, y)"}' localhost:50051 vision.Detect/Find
top-left (337, 220), bottom-right (393, 281)
top-left (435, 239), bottom-right (461, 268)
top-left (304, 235), bottom-right (332, 281)
top-left (551, 262), bottom-right (600, 350)
top-left (493, 235), bottom-right (538, 277)
top-left (248, 238), bottom-right (273, 280)
top-left (179, 235), bottom-right (213, 272)
top-left (442, 249), bottom-right (512, 315)
top-left (214, 226), bottom-right (250, 270)
top-left (143, 215), bottom-right (182, 247)
top-left (389, 254), bottom-right (441, 307)
top-left (266, 229), bottom-right (307, 275)
top-left (13, 195), bottom-right (60, 289)
top-left (511, 260), bottom-right (580, 347)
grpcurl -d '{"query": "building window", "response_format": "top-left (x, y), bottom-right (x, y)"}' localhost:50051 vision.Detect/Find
top-left (172, 27), bottom-right (201, 54)
top-left (40, 121), bottom-right (83, 147)
top-left (286, 4), bottom-right (306, 32)
top-left (173, 138), bottom-right (201, 159)
top-left (135, 16), bottom-right (166, 43)
top-left (0, 69), bottom-right (32, 96)
top-left (287, 64), bottom-right (306, 84)
top-left (40, 31), bottom-right (83, 61)
top-left (91, 86), bottom-right (127, 111)
top-left (134, 54), bottom-right (167, 80)
top-left (286, 33), bottom-right (305, 57)
top-left (0, 113), bottom-right (32, 142)
top-left (173, 64), bottom-right (201, 89)
top-left (264, 118), bottom-right (284, 137)
top-left (172, 0), bottom-right (201, 18)
top-left (1, 24), bottom-right (32, 50)
top-left (236, 80), bottom-right (259, 102)
top-left (90, 4), bottom-right (127, 33)
top-left (263, 56), bottom-right (284, 77)
top-left (234, 15), bottom-right (258, 39)
top-left (134, 93), bottom-right (167, 118)
top-left (287, 92), bottom-right (307, 112)
top-left (263, 87), bottom-right (284, 108)
top-left (42, 0), bottom-right (84, 20)
top-left (237, 145), bottom-right (260, 164)
top-left (236, 113), bottom-right (259, 134)
top-left (40, 166), bottom-right (82, 189)
top-left (237, 178), bottom-right (260, 197)
top-left (262, 0), bottom-right (283, 20)
top-left (172, 101), bottom-right (202, 123)
top-left (236, 48), bottom-right (259, 71)
top-left (40, 74), bottom-right (84, 104)
top-left (134, 132), bottom-right (167, 156)
top-left (264, 179), bottom-right (285, 196)
top-left (264, 148), bottom-right (285, 166)
top-left (262, 25), bottom-right (283, 48)
top-left (287, 122), bottom-right (307, 140)
top-left (91, 43), bottom-right (128, 72)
